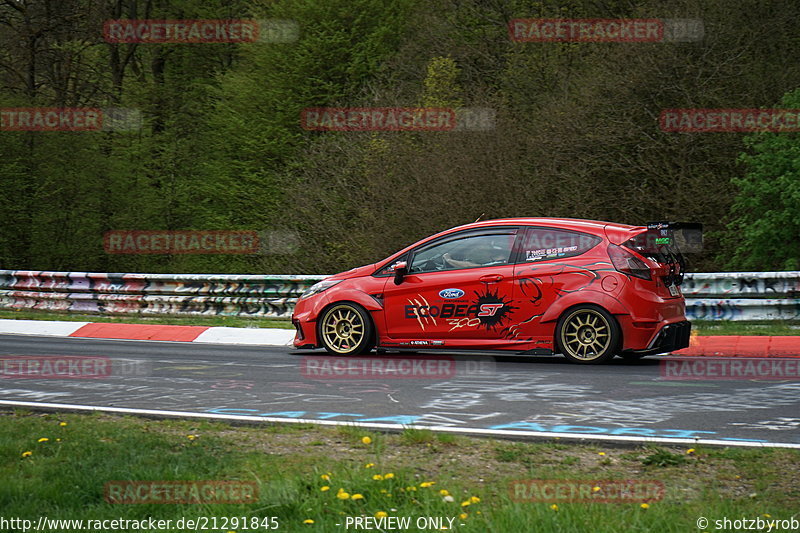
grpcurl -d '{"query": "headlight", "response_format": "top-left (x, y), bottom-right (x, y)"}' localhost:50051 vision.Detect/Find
top-left (300, 279), bottom-right (342, 299)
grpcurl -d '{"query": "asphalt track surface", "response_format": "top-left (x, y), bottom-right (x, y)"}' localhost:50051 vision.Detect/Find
top-left (1, 334), bottom-right (799, 448)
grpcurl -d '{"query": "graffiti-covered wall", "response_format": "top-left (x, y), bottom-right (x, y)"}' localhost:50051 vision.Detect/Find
top-left (0, 271), bottom-right (327, 318)
top-left (682, 272), bottom-right (800, 321)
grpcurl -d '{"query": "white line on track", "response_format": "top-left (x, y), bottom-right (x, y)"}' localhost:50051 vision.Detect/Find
top-left (1, 400), bottom-right (798, 449)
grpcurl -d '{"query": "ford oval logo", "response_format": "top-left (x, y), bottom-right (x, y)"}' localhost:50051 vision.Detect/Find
top-left (439, 288), bottom-right (465, 299)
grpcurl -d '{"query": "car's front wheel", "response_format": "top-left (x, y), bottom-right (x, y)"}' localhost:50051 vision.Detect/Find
top-left (319, 302), bottom-right (375, 356)
top-left (555, 305), bottom-right (620, 364)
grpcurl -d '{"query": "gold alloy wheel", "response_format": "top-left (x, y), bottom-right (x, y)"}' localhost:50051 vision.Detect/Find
top-left (321, 305), bottom-right (366, 354)
top-left (559, 308), bottom-right (612, 361)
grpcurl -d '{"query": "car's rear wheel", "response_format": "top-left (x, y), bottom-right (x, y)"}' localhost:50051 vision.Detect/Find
top-left (556, 305), bottom-right (620, 364)
top-left (319, 302), bottom-right (374, 356)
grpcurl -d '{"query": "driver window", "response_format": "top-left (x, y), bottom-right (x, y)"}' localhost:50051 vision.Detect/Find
top-left (409, 233), bottom-right (515, 273)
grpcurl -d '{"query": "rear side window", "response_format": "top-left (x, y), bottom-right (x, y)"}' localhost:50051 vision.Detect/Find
top-left (519, 227), bottom-right (601, 262)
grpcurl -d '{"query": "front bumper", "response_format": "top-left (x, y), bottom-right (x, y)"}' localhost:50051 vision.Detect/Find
top-left (626, 320), bottom-right (691, 355)
top-left (292, 294), bottom-right (323, 349)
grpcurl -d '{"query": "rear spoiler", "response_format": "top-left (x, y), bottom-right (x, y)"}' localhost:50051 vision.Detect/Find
top-left (605, 222), bottom-right (703, 253)
top-left (627, 222), bottom-right (703, 286)
top-left (642, 221), bottom-right (703, 253)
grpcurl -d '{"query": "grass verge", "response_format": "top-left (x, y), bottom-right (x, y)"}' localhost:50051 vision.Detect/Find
top-left (2, 411), bottom-right (798, 532)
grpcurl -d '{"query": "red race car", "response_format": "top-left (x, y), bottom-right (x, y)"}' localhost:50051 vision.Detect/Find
top-left (292, 218), bottom-right (701, 363)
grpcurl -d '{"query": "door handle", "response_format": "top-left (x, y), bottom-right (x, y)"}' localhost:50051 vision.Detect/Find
top-left (479, 274), bottom-right (504, 282)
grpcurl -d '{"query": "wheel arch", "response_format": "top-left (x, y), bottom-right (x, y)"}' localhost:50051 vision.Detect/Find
top-left (554, 302), bottom-right (624, 362)
top-left (539, 291), bottom-right (631, 323)
top-left (316, 299), bottom-right (379, 349)
top-left (554, 302), bottom-right (624, 343)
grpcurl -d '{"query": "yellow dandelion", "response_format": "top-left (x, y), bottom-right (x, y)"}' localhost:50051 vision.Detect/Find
top-left (321, 486), bottom-right (330, 492)
top-left (640, 503), bottom-right (650, 510)
top-left (470, 496), bottom-right (480, 503)
top-left (351, 494), bottom-right (364, 501)
top-left (37, 438), bottom-right (49, 443)
top-left (303, 519), bottom-right (314, 524)
top-left (187, 434), bottom-right (197, 440)
top-left (21, 451), bottom-right (32, 458)
top-left (550, 504), bottom-right (559, 512)
top-left (365, 463), bottom-right (375, 468)
top-left (56, 438), bottom-right (61, 442)
top-left (361, 436), bottom-right (372, 445)
top-left (439, 489), bottom-right (450, 496)
top-left (598, 452), bottom-right (606, 456)
top-left (337, 491), bottom-right (350, 500)
top-left (373, 474), bottom-right (384, 481)
top-left (375, 511), bottom-right (388, 518)
top-left (735, 475), bottom-right (741, 479)
top-left (763, 514), bottom-right (772, 519)
top-left (459, 513), bottom-right (468, 520)
top-left (592, 486), bottom-right (601, 493)
top-left (419, 481), bottom-right (435, 488)
top-left (384, 473), bottom-right (395, 479)
top-left (460, 500), bottom-right (471, 507)
top-left (686, 448), bottom-right (695, 455)
top-left (59, 422), bottom-right (67, 427)
top-left (405, 486), bottom-right (417, 492)
top-left (321, 474), bottom-right (331, 481)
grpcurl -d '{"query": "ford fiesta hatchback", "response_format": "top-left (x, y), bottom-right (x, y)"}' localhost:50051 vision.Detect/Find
top-left (292, 218), bottom-right (701, 363)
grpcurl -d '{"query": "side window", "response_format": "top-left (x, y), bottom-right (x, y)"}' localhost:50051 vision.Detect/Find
top-left (375, 254), bottom-right (408, 276)
top-left (520, 227), bottom-right (601, 262)
top-left (410, 233), bottom-right (516, 273)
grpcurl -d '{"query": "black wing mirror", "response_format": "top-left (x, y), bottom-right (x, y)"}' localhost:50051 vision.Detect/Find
top-left (392, 261), bottom-right (408, 285)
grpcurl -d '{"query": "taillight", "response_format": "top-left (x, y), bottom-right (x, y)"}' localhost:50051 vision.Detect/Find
top-left (607, 244), bottom-right (651, 280)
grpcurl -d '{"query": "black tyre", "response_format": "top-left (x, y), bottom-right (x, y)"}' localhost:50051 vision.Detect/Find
top-left (318, 302), bottom-right (375, 356)
top-left (555, 305), bottom-right (620, 364)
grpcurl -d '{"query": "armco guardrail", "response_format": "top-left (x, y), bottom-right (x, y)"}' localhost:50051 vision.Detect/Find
top-left (683, 272), bottom-right (799, 320)
top-left (0, 271), bottom-right (327, 319)
top-left (0, 270), bottom-right (797, 321)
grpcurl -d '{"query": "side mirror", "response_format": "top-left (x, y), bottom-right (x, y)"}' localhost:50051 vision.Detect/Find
top-left (392, 261), bottom-right (408, 285)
